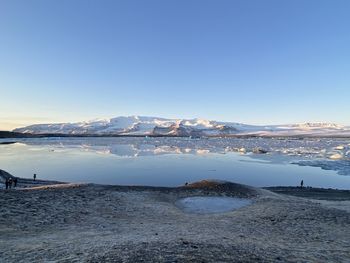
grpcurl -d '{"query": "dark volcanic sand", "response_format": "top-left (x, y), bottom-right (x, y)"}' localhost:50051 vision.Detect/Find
top-left (1, 180), bottom-right (350, 262)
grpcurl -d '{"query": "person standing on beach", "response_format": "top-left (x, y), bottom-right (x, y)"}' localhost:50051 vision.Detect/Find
top-left (300, 180), bottom-right (304, 189)
top-left (5, 179), bottom-right (9, 190)
top-left (13, 177), bottom-right (18, 188)
top-left (8, 178), bottom-right (13, 189)
top-left (33, 174), bottom-right (36, 181)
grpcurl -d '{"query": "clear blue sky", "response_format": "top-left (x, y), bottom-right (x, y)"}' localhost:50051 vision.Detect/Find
top-left (1, 0), bottom-right (349, 130)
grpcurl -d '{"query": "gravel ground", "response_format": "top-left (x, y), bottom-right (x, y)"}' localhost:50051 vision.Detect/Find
top-left (0, 181), bottom-right (349, 263)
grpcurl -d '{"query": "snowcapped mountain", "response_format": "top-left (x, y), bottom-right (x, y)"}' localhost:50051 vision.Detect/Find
top-left (13, 116), bottom-right (350, 137)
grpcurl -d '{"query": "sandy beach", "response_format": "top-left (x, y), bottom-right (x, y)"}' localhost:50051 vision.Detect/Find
top-left (0, 174), bottom-right (350, 263)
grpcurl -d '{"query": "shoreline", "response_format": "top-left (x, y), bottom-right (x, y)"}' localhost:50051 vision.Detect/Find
top-left (2, 169), bottom-right (350, 200)
top-left (264, 186), bottom-right (350, 201)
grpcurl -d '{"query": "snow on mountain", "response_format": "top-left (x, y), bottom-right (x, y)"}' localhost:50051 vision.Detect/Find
top-left (282, 122), bottom-right (344, 129)
top-left (13, 116), bottom-right (350, 137)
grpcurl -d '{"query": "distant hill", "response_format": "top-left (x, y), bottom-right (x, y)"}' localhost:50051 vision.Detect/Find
top-left (0, 131), bottom-right (35, 138)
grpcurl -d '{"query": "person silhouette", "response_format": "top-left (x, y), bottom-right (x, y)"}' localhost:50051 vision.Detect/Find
top-left (300, 180), bottom-right (304, 189)
top-left (8, 178), bottom-right (13, 189)
top-left (13, 177), bottom-right (18, 188)
top-left (33, 174), bottom-right (37, 181)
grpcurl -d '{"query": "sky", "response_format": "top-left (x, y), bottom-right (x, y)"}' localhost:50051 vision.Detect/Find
top-left (0, 0), bottom-right (349, 130)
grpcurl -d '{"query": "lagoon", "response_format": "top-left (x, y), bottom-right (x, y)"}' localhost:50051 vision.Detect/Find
top-left (1, 137), bottom-right (350, 189)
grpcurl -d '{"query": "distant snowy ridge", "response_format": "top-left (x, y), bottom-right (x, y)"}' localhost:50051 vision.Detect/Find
top-left (13, 116), bottom-right (350, 137)
top-left (285, 122), bottom-right (344, 129)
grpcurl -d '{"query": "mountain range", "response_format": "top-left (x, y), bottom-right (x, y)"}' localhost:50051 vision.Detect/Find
top-left (12, 116), bottom-right (350, 137)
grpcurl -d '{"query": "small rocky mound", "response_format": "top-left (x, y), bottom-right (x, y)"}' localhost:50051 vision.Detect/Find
top-left (181, 180), bottom-right (258, 198)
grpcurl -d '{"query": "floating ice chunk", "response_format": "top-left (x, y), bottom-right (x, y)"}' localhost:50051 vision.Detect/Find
top-left (335, 145), bottom-right (345, 150)
top-left (238, 147), bottom-right (246, 153)
top-left (329, 153), bottom-right (343, 160)
top-left (252, 147), bottom-right (268, 154)
top-left (196, 149), bottom-right (210, 154)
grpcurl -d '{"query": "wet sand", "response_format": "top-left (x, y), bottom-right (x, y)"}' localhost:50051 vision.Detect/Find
top-left (0, 176), bottom-right (350, 262)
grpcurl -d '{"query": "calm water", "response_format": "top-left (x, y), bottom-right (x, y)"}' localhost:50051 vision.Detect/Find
top-left (1, 137), bottom-right (350, 189)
